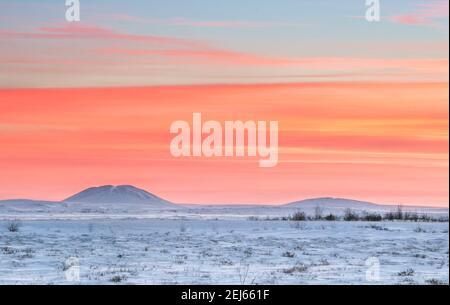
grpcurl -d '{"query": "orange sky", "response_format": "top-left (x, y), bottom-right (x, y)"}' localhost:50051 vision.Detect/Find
top-left (0, 82), bottom-right (448, 206)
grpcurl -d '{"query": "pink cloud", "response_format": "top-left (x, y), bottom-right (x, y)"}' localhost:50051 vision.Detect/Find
top-left (96, 47), bottom-right (296, 66)
top-left (417, 1), bottom-right (450, 19)
top-left (96, 47), bottom-right (449, 73)
top-left (0, 23), bottom-right (205, 48)
top-left (390, 15), bottom-right (429, 25)
top-left (389, 0), bottom-right (449, 26)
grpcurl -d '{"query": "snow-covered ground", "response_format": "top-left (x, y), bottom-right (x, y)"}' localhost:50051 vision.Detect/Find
top-left (0, 218), bottom-right (448, 285)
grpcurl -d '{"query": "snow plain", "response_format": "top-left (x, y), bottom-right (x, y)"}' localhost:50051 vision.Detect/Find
top-left (0, 216), bottom-right (448, 285)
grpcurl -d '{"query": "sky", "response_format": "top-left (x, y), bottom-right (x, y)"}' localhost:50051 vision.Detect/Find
top-left (0, 0), bottom-right (448, 206)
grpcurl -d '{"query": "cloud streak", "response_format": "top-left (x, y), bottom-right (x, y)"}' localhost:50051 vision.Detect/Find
top-left (389, 0), bottom-right (449, 26)
top-left (0, 23), bottom-right (205, 48)
top-left (96, 47), bottom-right (449, 72)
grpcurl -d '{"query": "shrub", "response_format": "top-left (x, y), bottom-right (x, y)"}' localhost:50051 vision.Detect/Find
top-left (282, 251), bottom-right (295, 258)
top-left (366, 224), bottom-right (388, 231)
top-left (283, 264), bottom-right (308, 274)
top-left (394, 205), bottom-right (403, 220)
top-left (414, 226), bottom-right (427, 233)
top-left (110, 275), bottom-right (126, 283)
top-left (384, 205), bottom-right (404, 221)
top-left (362, 213), bottom-right (383, 222)
top-left (344, 209), bottom-right (359, 221)
top-left (397, 268), bottom-right (415, 277)
top-left (425, 279), bottom-right (447, 285)
top-left (324, 214), bottom-right (337, 221)
top-left (314, 206), bottom-right (323, 220)
top-left (384, 212), bottom-right (395, 221)
top-left (419, 214), bottom-right (433, 222)
top-left (290, 211), bottom-right (306, 221)
top-left (437, 216), bottom-right (449, 223)
top-left (6, 220), bottom-right (21, 232)
top-left (247, 216), bottom-right (260, 221)
top-left (403, 212), bottom-right (419, 222)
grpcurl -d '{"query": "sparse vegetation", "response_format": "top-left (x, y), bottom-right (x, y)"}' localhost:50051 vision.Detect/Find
top-left (243, 248), bottom-right (253, 257)
top-left (19, 248), bottom-right (35, 259)
top-left (237, 262), bottom-right (250, 285)
top-left (324, 213), bottom-right (337, 221)
top-left (425, 278), bottom-right (447, 285)
top-left (247, 216), bottom-right (260, 221)
top-left (362, 212), bottom-right (383, 222)
top-left (384, 205), bottom-right (404, 221)
top-left (282, 251), bottom-right (295, 258)
top-left (344, 209), bottom-right (359, 221)
top-left (283, 264), bottom-right (308, 274)
top-left (247, 216), bottom-right (289, 221)
top-left (414, 226), bottom-right (427, 233)
top-left (1, 246), bottom-right (35, 260)
top-left (6, 220), bottom-right (21, 232)
top-left (403, 212), bottom-right (419, 222)
top-left (395, 205), bottom-right (404, 220)
top-left (290, 211), bottom-right (306, 221)
top-left (284, 207), bottom-right (447, 223)
top-left (314, 206), bottom-right (323, 220)
top-left (110, 275), bottom-right (127, 283)
top-left (1, 246), bottom-right (17, 255)
top-left (365, 224), bottom-right (389, 231)
top-left (397, 268), bottom-right (415, 277)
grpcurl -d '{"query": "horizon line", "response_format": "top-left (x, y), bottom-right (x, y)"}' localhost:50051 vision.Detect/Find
top-left (1, 80), bottom-right (449, 91)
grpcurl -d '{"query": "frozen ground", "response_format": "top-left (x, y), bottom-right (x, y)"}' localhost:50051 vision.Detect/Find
top-left (0, 218), bottom-right (448, 285)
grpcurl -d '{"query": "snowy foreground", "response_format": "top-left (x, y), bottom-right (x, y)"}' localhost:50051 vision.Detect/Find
top-left (0, 218), bottom-right (448, 285)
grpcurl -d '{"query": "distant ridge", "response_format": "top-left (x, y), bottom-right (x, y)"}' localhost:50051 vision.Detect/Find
top-left (0, 189), bottom-right (447, 214)
top-left (284, 197), bottom-right (380, 209)
top-left (64, 185), bottom-right (172, 205)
